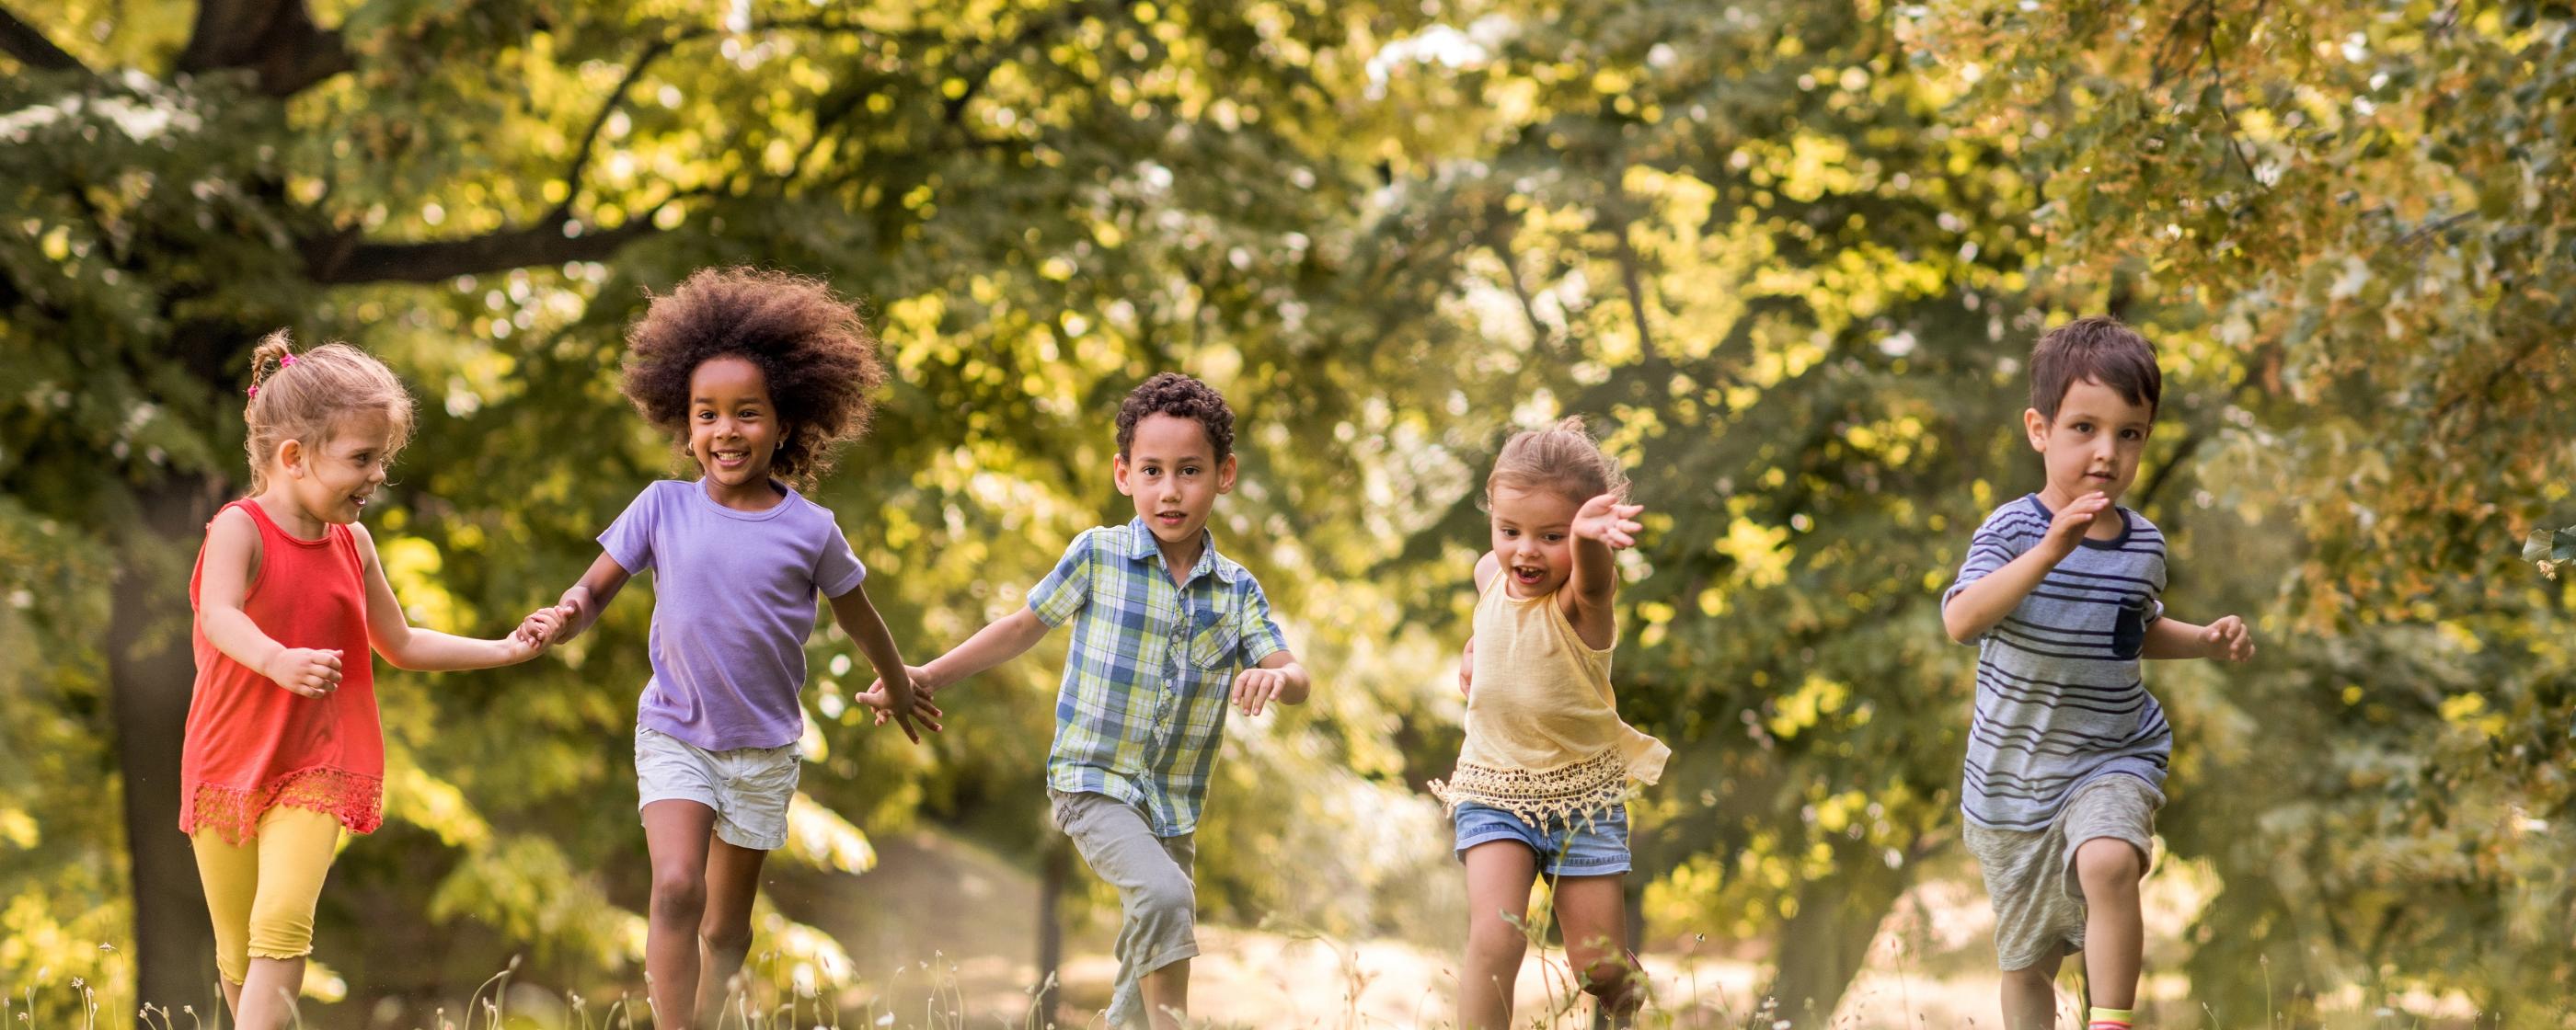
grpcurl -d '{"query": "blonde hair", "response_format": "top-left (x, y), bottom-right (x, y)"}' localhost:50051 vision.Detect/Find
top-left (242, 330), bottom-right (416, 493)
top-left (1486, 416), bottom-right (1629, 506)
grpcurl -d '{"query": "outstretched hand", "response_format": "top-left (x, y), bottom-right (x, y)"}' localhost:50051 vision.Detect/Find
top-left (1571, 494), bottom-right (1646, 550)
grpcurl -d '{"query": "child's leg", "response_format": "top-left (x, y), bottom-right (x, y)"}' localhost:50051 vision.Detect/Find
top-left (1457, 841), bottom-right (1538, 1030)
top-left (1552, 874), bottom-right (1642, 1023)
top-left (1999, 954), bottom-right (2065, 1030)
top-left (642, 800), bottom-right (719, 1030)
top-left (190, 825), bottom-right (259, 1011)
top-left (1052, 793), bottom-right (1198, 1030)
top-left (2073, 837), bottom-right (2145, 1014)
top-left (235, 807), bottom-right (341, 1030)
top-left (693, 838), bottom-right (771, 1027)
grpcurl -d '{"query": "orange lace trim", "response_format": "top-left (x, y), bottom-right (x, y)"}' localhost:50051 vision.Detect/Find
top-left (181, 767), bottom-right (383, 844)
top-left (1429, 747), bottom-right (1633, 826)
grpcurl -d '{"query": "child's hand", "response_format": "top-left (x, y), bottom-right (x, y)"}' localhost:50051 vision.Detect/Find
top-left (2200, 614), bottom-right (2255, 661)
top-left (263, 648), bottom-right (343, 698)
top-left (1232, 667), bottom-right (1291, 716)
top-left (1570, 494), bottom-right (1646, 550)
top-left (857, 670), bottom-right (942, 740)
top-left (2041, 492), bottom-right (2114, 559)
top-left (512, 605), bottom-right (567, 649)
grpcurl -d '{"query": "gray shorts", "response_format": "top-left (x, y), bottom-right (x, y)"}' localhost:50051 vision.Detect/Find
top-left (1050, 789), bottom-right (1198, 1029)
top-left (1962, 773), bottom-right (2163, 970)
top-left (636, 727), bottom-right (799, 851)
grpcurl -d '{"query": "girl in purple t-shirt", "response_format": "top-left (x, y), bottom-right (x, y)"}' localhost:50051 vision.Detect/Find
top-left (525, 268), bottom-right (941, 1030)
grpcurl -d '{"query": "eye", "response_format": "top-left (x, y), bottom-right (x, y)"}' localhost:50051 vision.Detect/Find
top-left (1180, 465), bottom-right (1201, 477)
top-left (2072, 421), bottom-right (2094, 433)
top-left (2120, 428), bottom-right (2144, 441)
top-left (1545, 532), bottom-right (1565, 543)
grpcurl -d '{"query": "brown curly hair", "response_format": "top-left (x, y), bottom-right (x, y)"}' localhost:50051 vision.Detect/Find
top-left (620, 268), bottom-right (886, 487)
top-left (1115, 372), bottom-right (1236, 462)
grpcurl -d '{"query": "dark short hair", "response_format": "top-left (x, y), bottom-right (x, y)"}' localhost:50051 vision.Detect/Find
top-left (1115, 372), bottom-right (1235, 462)
top-left (2030, 315), bottom-right (2162, 419)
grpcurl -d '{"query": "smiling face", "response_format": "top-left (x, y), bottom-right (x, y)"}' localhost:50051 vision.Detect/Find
top-left (2025, 376), bottom-right (2155, 509)
top-left (1115, 412), bottom-right (1235, 549)
top-left (687, 355), bottom-right (788, 505)
top-left (1489, 483), bottom-right (1583, 599)
top-left (282, 406), bottom-right (396, 526)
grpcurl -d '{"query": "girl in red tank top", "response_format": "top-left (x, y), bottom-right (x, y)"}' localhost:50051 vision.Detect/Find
top-left (184, 333), bottom-right (564, 1030)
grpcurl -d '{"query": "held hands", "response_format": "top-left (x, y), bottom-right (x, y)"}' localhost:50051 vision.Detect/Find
top-left (1232, 666), bottom-right (1291, 715)
top-left (1571, 495), bottom-right (1647, 550)
top-left (861, 665), bottom-right (945, 741)
top-left (2200, 614), bottom-right (2256, 662)
top-left (501, 605), bottom-right (569, 663)
top-left (2041, 492), bottom-right (2116, 559)
top-left (265, 647), bottom-right (343, 698)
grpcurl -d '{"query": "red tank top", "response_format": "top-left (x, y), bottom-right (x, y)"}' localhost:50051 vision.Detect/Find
top-left (179, 499), bottom-right (385, 842)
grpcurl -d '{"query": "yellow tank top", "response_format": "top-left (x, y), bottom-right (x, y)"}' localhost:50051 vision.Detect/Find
top-left (1428, 579), bottom-right (1669, 823)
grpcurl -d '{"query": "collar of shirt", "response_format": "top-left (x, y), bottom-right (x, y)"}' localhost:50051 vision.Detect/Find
top-left (1120, 517), bottom-right (1243, 587)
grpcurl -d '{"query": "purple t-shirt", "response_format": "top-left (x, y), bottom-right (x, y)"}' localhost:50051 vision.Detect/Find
top-left (599, 478), bottom-right (867, 751)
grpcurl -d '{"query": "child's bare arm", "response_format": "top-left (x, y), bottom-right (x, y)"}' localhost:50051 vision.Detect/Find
top-left (196, 507), bottom-right (341, 698)
top-left (1230, 648), bottom-right (1310, 715)
top-left (547, 552), bottom-right (635, 644)
top-left (1461, 552), bottom-right (1500, 694)
top-left (827, 581), bottom-right (938, 743)
top-left (1941, 492), bottom-right (2110, 643)
top-left (903, 606), bottom-right (1053, 696)
top-left (2141, 612), bottom-right (2255, 661)
top-left (1565, 494), bottom-right (1645, 649)
top-left (352, 523), bottom-right (551, 670)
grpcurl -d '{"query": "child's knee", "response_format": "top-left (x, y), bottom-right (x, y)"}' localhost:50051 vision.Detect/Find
top-left (699, 918), bottom-right (754, 955)
top-left (1464, 915), bottom-right (1526, 962)
top-left (2073, 838), bottom-right (2142, 893)
top-left (650, 867), bottom-right (707, 920)
top-left (1579, 956), bottom-right (1640, 1013)
top-left (1999, 962), bottom-right (2056, 991)
top-left (1131, 873), bottom-right (1195, 930)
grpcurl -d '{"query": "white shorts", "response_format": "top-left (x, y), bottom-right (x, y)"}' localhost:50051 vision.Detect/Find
top-left (635, 726), bottom-right (799, 851)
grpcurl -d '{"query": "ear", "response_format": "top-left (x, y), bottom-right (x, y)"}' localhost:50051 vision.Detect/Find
top-left (1215, 453), bottom-right (1238, 495)
top-left (776, 422), bottom-right (793, 452)
top-left (1113, 452), bottom-right (1134, 497)
top-left (279, 438), bottom-right (307, 478)
top-left (2022, 407), bottom-right (2050, 452)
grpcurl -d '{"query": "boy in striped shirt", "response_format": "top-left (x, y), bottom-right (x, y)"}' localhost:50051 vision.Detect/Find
top-left (1940, 316), bottom-right (2255, 1030)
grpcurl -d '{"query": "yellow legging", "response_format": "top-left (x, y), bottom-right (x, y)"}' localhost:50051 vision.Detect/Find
top-left (190, 806), bottom-right (342, 986)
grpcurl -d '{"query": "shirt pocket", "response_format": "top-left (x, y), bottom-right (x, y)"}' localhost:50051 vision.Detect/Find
top-left (1187, 612), bottom-right (1241, 670)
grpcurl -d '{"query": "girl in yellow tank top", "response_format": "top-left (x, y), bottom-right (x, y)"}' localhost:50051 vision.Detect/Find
top-left (1431, 417), bottom-right (1667, 1028)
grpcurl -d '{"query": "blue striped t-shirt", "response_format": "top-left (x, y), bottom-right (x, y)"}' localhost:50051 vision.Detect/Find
top-left (1943, 494), bottom-right (2172, 831)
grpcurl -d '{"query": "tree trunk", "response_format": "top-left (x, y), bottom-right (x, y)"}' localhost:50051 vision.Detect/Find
top-left (1761, 837), bottom-right (1920, 1026)
top-left (1033, 834), bottom-right (1070, 1028)
top-left (109, 475), bottom-right (224, 1023)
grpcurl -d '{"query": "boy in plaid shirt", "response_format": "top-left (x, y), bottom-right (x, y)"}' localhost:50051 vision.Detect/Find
top-left (880, 373), bottom-right (1311, 1029)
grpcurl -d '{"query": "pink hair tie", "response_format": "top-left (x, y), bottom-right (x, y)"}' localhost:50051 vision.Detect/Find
top-left (279, 353), bottom-right (297, 367)
top-left (247, 385), bottom-right (259, 398)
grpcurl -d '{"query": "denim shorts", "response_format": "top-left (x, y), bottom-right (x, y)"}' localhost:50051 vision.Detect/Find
top-left (1452, 802), bottom-right (1631, 876)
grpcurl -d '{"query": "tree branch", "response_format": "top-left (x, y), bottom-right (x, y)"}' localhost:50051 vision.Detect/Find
top-left (300, 213), bottom-right (663, 286)
top-left (178, 0), bottom-right (350, 97)
top-left (551, 37), bottom-right (677, 223)
top-left (0, 5), bottom-right (93, 76)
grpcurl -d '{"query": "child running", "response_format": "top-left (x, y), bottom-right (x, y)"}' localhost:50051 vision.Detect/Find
top-left (1432, 416), bottom-right (1667, 1028)
top-left (184, 332), bottom-right (561, 1030)
top-left (873, 372), bottom-right (1311, 1030)
top-left (528, 268), bottom-right (937, 1030)
top-left (1940, 315), bottom-right (2255, 1030)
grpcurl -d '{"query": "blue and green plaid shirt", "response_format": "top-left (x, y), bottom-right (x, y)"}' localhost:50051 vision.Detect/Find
top-left (1029, 518), bottom-right (1290, 837)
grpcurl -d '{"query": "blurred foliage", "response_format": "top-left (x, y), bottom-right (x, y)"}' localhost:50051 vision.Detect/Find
top-left (2, 0), bottom-right (2570, 1025)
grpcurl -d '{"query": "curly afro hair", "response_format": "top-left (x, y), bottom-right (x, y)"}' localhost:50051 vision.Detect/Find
top-left (1115, 372), bottom-right (1236, 462)
top-left (621, 267), bottom-right (887, 487)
